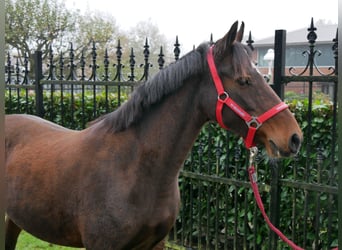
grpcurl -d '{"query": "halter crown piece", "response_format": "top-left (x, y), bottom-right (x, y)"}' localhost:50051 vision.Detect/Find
top-left (206, 46), bottom-right (288, 149)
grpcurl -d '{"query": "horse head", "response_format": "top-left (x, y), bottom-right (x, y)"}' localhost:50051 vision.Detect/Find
top-left (200, 21), bottom-right (302, 158)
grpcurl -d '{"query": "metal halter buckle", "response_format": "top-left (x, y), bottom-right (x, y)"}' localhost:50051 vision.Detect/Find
top-left (217, 92), bottom-right (229, 102)
top-left (246, 117), bottom-right (262, 129)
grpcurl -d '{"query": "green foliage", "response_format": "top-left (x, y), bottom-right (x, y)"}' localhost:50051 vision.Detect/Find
top-left (5, 0), bottom-right (79, 68)
top-left (176, 98), bottom-right (338, 249)
top-left (5, 87), bottom-right (128, 129)
top-left (5, 0), bottom-right (173, 79)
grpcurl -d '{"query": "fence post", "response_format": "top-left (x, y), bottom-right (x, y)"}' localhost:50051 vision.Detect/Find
top-left (267, 30), bottom-right (286, 249)
top-left (273, 30), bottom-right (286, 100)
top-left (268, 160), bottom-right (281, 250)
top-left (338, 19), bottom-right (342, 250)
top-left (34, 51), bottom-right (44, 117)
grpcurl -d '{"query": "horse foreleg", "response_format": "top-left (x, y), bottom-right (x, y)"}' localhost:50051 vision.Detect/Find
top-left (5, 217), bottom-right (22, 250)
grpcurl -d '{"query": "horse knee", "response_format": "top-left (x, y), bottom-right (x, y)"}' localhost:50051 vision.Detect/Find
top-left (5, 217), bottom-right (22, 250)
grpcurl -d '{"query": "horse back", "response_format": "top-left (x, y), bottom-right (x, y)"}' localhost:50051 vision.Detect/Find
top-left (5, 114), bottom-right (73, 153)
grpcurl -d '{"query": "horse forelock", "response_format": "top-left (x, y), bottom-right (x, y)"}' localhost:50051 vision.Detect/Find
top-left (230, 42), bottom-right (255, 80)
top-left (96, 43), bottom-right (208, 133)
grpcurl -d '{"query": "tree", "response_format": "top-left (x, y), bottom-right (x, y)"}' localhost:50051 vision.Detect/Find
top-left (125, 19), bottom-right (174, 78)
top-left (5, 0), bottom-right (123, 77)
top-left (5, 0), bottom-right (78, 64)
top-left (5, 0), bottom-right (176, 80)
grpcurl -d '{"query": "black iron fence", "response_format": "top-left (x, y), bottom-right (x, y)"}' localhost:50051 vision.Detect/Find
top-left (4, 20), bottom-right (339, 250)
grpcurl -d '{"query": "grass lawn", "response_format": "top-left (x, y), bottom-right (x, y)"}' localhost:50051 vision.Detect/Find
top-left (16, 231), bottom-right (83, 250)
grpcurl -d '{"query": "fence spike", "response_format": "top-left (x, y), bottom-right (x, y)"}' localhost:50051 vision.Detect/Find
top-left (139, 38), bottom-right (151, 81)
top-left (80, 49), bottom-right (86, 81)
top-left (103, 48), bottom-right (109, 81)
top-left (59, 51), bottom-right (65, 80)
top-left (174, 36), bottom-right (180, 61)
top-left (246, 31), bottom-right (254, 51)
top-left (129, 47), bottom-right (136, 81)
top-left (6, 51), bottom-right (12, 84)
top-left (158, 46), bottom-right (165, 70)
top-left (67, 42), bottom-right (77, 80)
top-left (46, 45), bottom-right (56, 80)
top-left (88, 40), bottom-right (99, 81)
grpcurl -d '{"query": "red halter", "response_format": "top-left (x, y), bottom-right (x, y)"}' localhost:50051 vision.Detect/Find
top-left (206, 46), bottom-right (288, 149)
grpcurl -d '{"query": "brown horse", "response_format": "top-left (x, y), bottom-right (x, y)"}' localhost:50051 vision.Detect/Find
top-left (5, 21), bottom-right (302, 250)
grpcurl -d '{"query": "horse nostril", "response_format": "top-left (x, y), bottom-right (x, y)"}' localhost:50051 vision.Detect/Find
top-left (289, 133), bottom-right (301, 154)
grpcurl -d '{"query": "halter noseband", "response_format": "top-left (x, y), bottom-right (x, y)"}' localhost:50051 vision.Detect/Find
top-left (206, 46), bottom-right (288, 149)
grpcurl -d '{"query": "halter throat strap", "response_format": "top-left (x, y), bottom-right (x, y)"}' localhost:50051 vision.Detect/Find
top-left (206, 46), bottom-right (288, 149)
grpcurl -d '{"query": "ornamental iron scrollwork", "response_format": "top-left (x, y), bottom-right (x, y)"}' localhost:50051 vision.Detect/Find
top-left (289, 18), bottom-right (337, 77)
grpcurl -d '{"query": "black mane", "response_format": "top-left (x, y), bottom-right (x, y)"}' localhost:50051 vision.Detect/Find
top-left (92, 40), bottom-right (255, 133)
top-left (96, 43), bottom-right (208, 132)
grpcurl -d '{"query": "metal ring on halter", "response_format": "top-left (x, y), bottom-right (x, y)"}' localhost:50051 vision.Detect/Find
top-left (246, 117), bottom-right (262, 129)
top-left (217, 92), bottom-right (229, 102)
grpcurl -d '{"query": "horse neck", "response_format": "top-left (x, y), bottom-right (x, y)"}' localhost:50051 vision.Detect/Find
top-left (131, 78), bottom-right (206, 180)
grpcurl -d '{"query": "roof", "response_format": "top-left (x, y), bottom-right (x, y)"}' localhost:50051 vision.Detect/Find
top-left (254, 23), bottom-right (338, 47)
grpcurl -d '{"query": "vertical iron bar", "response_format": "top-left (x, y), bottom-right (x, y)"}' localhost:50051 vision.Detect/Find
top-left (303, 19), bottom-right (317, 249)
top-left (337, 13), bottom-right (342, 248)
top-left (115, 40), bottom-right (123, 106)
top-left (198, 144), bottom-right (203, 249)
top-left (224, 131), bottom-right (231, 250)
top-left (243, 160), bottom-right (248, 249)
top-left (328, 30), bottom-right (338, 246)
top-left (89, 41), bottom-right (98, 118)
top-left (291, 155), bottom-right (299, 243)
top-left (67, 43), bottom-right (76, 128)
top-left (273, 30), bottom-right (286, 100)
top-left (6, 51), bottom-right (12, 84)
top-left (79, 50), bottom-right (86, 128)
top-left (180, 175), bottom-right (185, 246)
top-left (59, 52), bottom-right (65, 126)
top-left (129, 48), bottom-right (136, 82)
top-left (103, 49), bottom-right (109, 113)
top-left (268, 160), bottom-right (281, 250)
top-left (215, 145), bottom-right (221, 250)
top-left (34, 51), bottom-right (44, 117)
top-left (189, 173), bottom-right (193, 247)
top-left (233, 146), bottom-right (240, 250)
top-left (314, 149), bottom-right (323, 250)
top-left (15, 58), bottom-right (20, 112)
top-left (23, 53), bottom-right (30, 113)
top-left (5, 52), bottom-right (13, 112)
top-left (206, 127), bottom-right (213, 249)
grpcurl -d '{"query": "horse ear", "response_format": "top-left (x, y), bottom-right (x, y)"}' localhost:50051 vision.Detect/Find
top-left (214, 21), bottom-right (239, 59)
top-left (236, 22), bottom-right (245, 42)
top-left (225, 21), bottom-right (239, 48)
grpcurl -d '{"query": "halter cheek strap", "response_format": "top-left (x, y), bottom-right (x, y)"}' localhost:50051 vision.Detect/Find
top-left (207, 46), bottom-right (288, 149)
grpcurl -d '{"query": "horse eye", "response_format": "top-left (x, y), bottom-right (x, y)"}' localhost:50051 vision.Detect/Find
top-left (237, 78), bottom-right (251, 86)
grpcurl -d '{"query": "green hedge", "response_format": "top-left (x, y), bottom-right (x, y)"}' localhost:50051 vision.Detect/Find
top-left (177, 94), bottom-right (338, 249)
top-left (5, 88), bottom-right (128, 129)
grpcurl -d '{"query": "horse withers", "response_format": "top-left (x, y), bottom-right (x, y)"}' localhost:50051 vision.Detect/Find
top-left (5, 21), bottom-right (302, 249)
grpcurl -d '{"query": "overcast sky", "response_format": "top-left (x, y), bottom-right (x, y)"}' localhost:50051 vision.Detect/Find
top-left (66, 0), bottom-right (338, 52)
